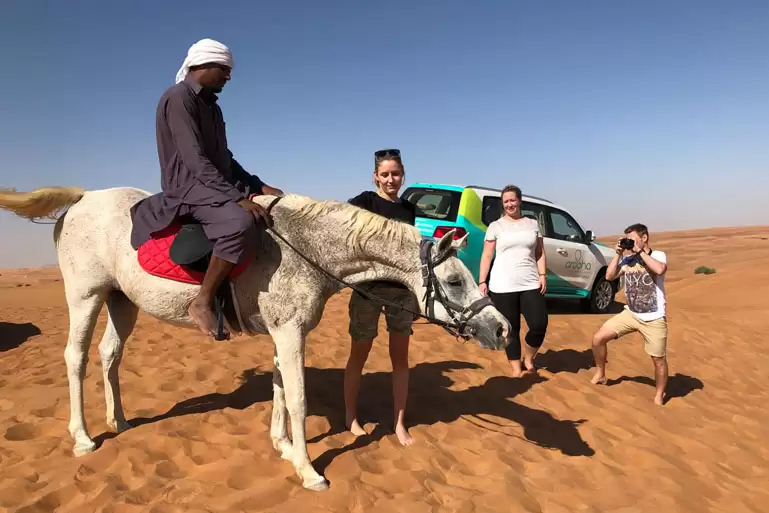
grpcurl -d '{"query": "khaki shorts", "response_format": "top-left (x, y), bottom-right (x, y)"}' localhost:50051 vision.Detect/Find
top-left (603, 308), bottom-right (668, 357)
top-left (349, 283), bottom-right (416, 341)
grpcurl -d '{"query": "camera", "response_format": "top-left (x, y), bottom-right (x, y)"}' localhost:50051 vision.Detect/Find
top-left (619, 237), bottom-right (635, 250)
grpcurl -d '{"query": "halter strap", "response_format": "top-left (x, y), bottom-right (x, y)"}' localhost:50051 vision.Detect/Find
top-left (255, 205), bottom-right (492, 340)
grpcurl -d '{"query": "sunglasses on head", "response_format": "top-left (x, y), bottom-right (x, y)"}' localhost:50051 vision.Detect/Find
top-left (374, 148), bottom-right (401, 160)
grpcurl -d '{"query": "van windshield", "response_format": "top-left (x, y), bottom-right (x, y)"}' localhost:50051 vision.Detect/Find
top-left (401, 187), bottom-right (461, 222)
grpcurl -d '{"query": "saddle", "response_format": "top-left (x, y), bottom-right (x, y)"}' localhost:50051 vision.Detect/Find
top-left (137, 219), bottom-right (251, 341)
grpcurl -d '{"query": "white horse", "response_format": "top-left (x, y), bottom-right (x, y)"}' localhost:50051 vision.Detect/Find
top-left (0, 185), bottom-right (510, 491)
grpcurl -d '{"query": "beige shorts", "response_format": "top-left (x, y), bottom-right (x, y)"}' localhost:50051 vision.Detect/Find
top-left (349, 283), bottom-right (416, 341)
top-left (603, 308), bottom-right (668, 357)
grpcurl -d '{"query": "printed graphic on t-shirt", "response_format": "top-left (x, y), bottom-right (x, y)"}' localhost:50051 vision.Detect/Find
top-left (622, 256), bottom-right (657, 314)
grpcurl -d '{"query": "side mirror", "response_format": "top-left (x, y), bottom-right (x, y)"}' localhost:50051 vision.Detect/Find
top-left (585, 230), bottom-right (596, 242)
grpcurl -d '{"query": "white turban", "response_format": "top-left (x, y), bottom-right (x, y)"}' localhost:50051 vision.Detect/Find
top-left (175, 38), bottom-right (234, 84)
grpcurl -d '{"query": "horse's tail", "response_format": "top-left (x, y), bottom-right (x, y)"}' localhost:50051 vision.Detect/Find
top-left (0, 186), bottom-right (86, 221)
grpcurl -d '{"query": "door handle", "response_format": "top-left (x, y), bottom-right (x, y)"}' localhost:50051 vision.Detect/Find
top-left (557, 248), bottom-right (568, 256)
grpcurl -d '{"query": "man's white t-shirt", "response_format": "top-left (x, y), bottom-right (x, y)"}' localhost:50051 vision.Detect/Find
top-left (619, 250), bottom-right (667, 321)
top-left (484, 216), bottom-right (541, 293)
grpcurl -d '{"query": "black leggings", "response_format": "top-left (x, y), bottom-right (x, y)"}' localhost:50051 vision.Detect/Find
top-left (489, 289), bottom-right (549, 361)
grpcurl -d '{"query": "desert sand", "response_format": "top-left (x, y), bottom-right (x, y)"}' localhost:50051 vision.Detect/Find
top-left (1, 226), bottom-right (768, 512)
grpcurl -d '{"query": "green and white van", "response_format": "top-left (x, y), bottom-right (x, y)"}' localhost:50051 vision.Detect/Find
top-left (401, 183), bottom-right (620, 314)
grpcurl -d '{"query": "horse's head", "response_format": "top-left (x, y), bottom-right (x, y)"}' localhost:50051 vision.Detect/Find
top-left (418, 229), bottom-right (510, 350)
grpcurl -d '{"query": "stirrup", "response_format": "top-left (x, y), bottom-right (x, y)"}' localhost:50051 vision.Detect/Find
top-left (214, 295), bottom-right (226, 341)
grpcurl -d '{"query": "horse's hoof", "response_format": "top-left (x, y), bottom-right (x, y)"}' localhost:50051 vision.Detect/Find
top-left (303, 477), bottom-right (329, 492)
top-left (73, 440), bottom-right (97, 457)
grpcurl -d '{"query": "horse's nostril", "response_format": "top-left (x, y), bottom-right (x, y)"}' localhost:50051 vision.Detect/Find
top-left (496, 325), bottom-right (504, 339)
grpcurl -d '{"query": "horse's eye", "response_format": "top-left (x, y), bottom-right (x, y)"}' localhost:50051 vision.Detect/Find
top-left (447, 279), bottom-right (462, 287)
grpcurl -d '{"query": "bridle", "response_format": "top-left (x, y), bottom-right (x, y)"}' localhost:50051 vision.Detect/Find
top-left (261, 196), bottom-right (495, 340)
top-left (416, 238), bottom-right (495, 339)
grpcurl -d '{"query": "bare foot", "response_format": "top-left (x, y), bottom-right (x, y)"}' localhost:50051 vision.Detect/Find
top-left (508, 360), bottom-right (524, 377)
top-left (523, 358), bottom-right (537, 374)
top-left (188, 300), bottom-right (228, 339)
top-left (395, 423), bottom-right (414, 446)
top-left (591, 371), bottom-right (607, 385)
top-left (654, 393), bottom-right (666, 406)
top-left (346, 418), bottom-right (367, 436)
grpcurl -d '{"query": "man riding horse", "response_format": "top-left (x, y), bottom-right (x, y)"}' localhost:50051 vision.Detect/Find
top-left (130, 38), bottom-right (282, 339)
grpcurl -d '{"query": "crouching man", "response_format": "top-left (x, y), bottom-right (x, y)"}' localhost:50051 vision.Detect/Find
top-left (590, 223), bottom-right (669, 405)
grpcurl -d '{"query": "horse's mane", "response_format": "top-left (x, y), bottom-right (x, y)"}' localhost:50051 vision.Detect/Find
top-left (273, 194), bottom-right (422, 251)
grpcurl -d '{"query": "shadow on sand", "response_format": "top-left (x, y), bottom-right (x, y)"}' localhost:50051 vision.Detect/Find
top-left (308, 360), bottom-right (594, 475)
top-left (95, 360), bottom-right (594, 473)
top-left (536, 348), bottom-right (596, 374)
top-left (0, 322), bottom-right (41, 352)
top-left (530, 348), bottom-right (704, 404)
top-left (93, 368), bottom-right (274, 447)
top-left (607, 373), bottom-right (704, 404)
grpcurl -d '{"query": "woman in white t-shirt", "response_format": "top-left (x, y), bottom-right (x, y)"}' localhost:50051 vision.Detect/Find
top-left (478, 185), bottom-right (548, 377)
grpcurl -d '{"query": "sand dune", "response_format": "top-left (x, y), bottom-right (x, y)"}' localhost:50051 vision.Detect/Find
top-left (1, 226), bottom-right (767, 512)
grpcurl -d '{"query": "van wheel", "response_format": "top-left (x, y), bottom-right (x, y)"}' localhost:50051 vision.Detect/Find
top-left (584, 272), bottom-right (616, 314)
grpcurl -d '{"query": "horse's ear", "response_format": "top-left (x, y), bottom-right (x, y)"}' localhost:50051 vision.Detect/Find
top-left (435, 229), bottom-right (456, 255)
top-left (433, 229), bottom-right (459, 263)
top-left (451, 232), bottom-right (469, 250)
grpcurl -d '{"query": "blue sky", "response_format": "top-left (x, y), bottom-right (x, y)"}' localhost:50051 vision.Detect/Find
top-left (1, 0), bottom-right (767, 267)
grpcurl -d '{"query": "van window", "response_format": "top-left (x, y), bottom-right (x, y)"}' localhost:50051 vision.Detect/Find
top-left (547, 207), bottom-right (585, 242)
top-left (482, 197), bottom-right (548, 235)
top-left (481, 197), bottom-right (502, 226)
top-left (401, 187), bottom-right (461, 222)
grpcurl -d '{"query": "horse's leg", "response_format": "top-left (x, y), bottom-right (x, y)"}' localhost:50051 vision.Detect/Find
top-left (272, 323), bottom-right (329, 491)
top-left (99, 291), bottom-right (138, 433)
top-left (64, 290), bottom-right (106, 456)
top-left (270, 353), bottom-right (292, 460)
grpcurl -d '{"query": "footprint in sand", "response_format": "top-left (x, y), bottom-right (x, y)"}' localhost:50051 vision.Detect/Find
top-left (227, 424), bottom-right (252, 436)
top-left (226, 471), bottom-right (256, 491)
top-left (194, 365), bottom-right (214, 381)
top-left (23, 472), bottom-right (40, 484)
top-left (159, 381), bottom-right (178, 392)
top-left (5, 423), bottom-right (38, 441)
top-left (75, 464), bottom-right (96, 480)
top-left (31, 404), bottom-right (58, 418)
top-left (155, 460), bottom-right (187, 479)
top-left (189, 448), bottom-right (224, 466)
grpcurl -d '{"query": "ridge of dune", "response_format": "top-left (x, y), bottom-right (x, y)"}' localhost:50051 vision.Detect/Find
top-left (1, 226), bottom-right (767, 512)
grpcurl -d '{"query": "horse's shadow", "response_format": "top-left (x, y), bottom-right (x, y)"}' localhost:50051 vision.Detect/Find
top-left (0, 322), bottom-right (41, 352)
top-left (131, 368), bottom-right (275, 425)
top-left (93, 368), bottom-right (274, 447)
top-left (95, 360), bottom-right (594, 470)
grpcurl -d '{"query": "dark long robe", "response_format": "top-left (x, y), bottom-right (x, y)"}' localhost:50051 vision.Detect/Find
top-left (130, 77), bottom-right (265, 259)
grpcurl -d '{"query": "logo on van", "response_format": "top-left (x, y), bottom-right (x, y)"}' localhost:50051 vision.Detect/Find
top-left (566, 249), bottom-right (592, 271)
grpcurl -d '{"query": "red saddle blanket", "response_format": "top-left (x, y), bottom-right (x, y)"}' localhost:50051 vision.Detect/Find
top-left (137, 223), bottom-right (250, 285)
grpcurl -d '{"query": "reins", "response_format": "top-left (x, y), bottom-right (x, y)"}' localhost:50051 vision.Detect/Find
top-left (261, 196), bottom-right (485, 340)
